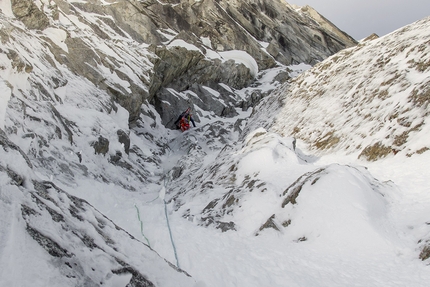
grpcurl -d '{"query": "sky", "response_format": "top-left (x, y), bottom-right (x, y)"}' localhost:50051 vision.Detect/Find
top-left (290, 0), bottom-right (430, 40)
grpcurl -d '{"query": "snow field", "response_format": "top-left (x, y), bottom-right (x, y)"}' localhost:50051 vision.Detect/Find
top-left (64, 118), bottom-right (430, 287)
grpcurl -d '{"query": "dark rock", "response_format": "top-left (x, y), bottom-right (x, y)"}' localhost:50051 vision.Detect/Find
top-left (109, 151), bottom-right (122, 164)
top-left (260, 214), bottom-right (279, 231)
top-left (0, 166), bottom-right (24, 186)
top-left (359, 142), bottom-right (393, 161)
top-left (363, 33), bottom-right (379, 42)
top-left (108, 151), bottom-right (134, 172)
top-left (21, 204), bottom-right (40, 219)
top-left (282, 184), bottom-right (302, 207)
top-left (202, 199), bottom-right (220, 213)
top-left (257, 214), bottom-right (280, 234)
top-left (49, 103), bottom-right (74, 144)
top-left (282, 168), bottom-right (326, 207)
top-left (171, 166), bottom-right (184, 180)
top-left (26, 225), bottom-right (72, 258)
top-left (241, 91), bottom-right (264, 111)
top-left (221, 105), bottom-right (238, 117)
top-left (222, 194), bottom-right (237, 209)
top-left (296, 236), bottom-right (308, 242)
top-left (0, 129), bottom-right (33, 168)
top-left (201, 216), bottom-right (237, 232)
top-left (92, 136), bottom-right (109, 155)
top-left (117, 130), bottom-right (130, 155)
top-left (282, 219), bottom-right (292, 227)
top-left (76, 151), bottom-right (82, 163)
top-left (420, 244), bottom-right (430, 261)
top-left (149, 44), bottom-right (255, 127)
top-left (217, 221), bottom-right (236, 232)
top-left (45, 206), bottom-right (65, 223)
top-left (6, 49), bottom-right (32, 72)
top-left (149, 45), bottom-right (205, 98)
top-left (112, 266), bottom-right (155, 287)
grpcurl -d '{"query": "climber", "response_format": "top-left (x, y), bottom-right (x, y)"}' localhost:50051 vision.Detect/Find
top-left (174, 107), bottom-right (196, 132)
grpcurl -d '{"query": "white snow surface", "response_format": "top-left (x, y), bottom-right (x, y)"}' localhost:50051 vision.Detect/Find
top-left (0, 5), bottom-right (429, 287)
top-left (0, 78), bottom-right (10, 128)
top-left (0, 0), bottom-right (13, 17)
top-left (167, 40), bottom-right (259, 77)
top-left (219, 50), bottom-right (259, 77)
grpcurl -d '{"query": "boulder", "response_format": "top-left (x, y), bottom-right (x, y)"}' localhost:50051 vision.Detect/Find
top-left (117, 130), bottom-right (130, 155)
top-left (91, 136), bottom-right (109, 156)
top-left (11, 0), bottom-right (49, 30)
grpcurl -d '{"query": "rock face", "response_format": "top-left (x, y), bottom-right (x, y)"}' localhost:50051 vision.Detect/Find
top-left (142, 0), bottom-right (357, 68)
top-left (294, 5), bottom-right (356, 47)
top-left (11, 0), bottom-right (49, 30)
top-left (5, 0), bottom-right (356, 126)
top-left (213, 0), bottom-right (357, 66)
top-left (142, 0), bottom-right (358, 124)
top-left (92, 135), bottom-right (109, 155)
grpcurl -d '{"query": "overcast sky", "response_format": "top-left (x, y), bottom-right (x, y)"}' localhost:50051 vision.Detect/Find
top-left (290, 0), bottom-right (430, 40)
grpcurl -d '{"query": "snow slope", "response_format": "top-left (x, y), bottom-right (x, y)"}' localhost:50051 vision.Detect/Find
top-left (268, 16), bottom-right (430, 160)
top-left (0, 129), bottom-right (196, 287)
top-left (0, 79), bottom-right (11, 128)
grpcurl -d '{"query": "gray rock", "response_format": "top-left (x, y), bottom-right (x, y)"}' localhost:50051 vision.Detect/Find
top-left (117, 129), bottom-right (130, 155)
top-left (0, 166), bottom-right (24, 186)
top-left (257, 214), bottom-right (280, 235)
top-left (26, 225), bottom-right (72, 258)
top-left (420, 244), bottom-right (430, 261)
top-left (11, 0), bottom-right (49, 30)
top-left (240, 91), bottom-right (264, 111)
top-left (6, 0), bottom-right (357, 128)
top-left (92, 136), bottom-right (109, 156)
top-left (0, 129), bottom-right (33, 168)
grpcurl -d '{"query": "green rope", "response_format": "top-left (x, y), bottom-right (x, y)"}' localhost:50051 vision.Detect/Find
top-left (163, 198), bottom-right (180, 268)
top-left (134, 204), bottom-right (151, 247)
top-left (162, 175), bottom-right (180, 268)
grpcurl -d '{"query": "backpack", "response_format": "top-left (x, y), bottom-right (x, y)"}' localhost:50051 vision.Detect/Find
top-left (180, 117), bottom-right (190, 132)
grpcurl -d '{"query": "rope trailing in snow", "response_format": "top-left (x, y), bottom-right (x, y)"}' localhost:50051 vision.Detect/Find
top-left (163, 198), bottom-right (180, 268)
top-left (158, 136), bottom-right (197, 268)
top-left (130, 138), bottom-right (182, 268)
top-left (133, 193), bottom-right (161, 247)
top-left (134, 204), bottom-right (151, 247)
top-left (144, 195), bottom-right (159, 204)
top-left (162, 175), bottom-right (180, 269)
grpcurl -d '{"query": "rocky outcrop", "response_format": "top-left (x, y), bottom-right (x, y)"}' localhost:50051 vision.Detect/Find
top-left (149, 43), bottom-right (254, 97)
top-left (294, 5), bottom-right (357, 47)
top-left (215, 0), bottom-right (357, 66)
top-left (117, 129), bottom-right (130, 155)
top-left (149, 44), bottom-right (254, 126)
top-left (92, 135), bottom-right (109, 155)
top-left (11, 0), bottom-right (49, 30)
top-left (142, 0), bottom-right (357, 68)
top-left (4, 0), bottom-right (357, 128)
top-left (419, 241), bottom-right (430, 261)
